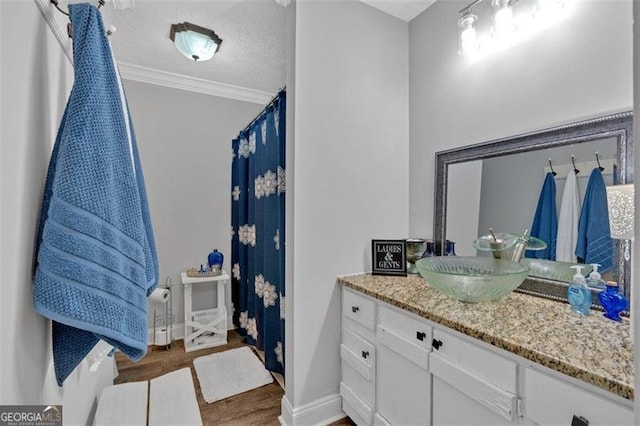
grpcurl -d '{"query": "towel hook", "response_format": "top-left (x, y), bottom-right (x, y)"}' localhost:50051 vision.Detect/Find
top-left (547, 159), bottom-right (557, 177)
top-left (51, 0), bottom-right (107, 38)
top-left (595, 152), bottom-right (604, 171)
top-left (51, 0), bottom-right (105, 16)
top-left (571, 155), bottom-right (580, 175)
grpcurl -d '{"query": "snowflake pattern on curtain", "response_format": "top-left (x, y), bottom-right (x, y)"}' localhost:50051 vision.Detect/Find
top-left (231, 90), bottom-right (286, 375)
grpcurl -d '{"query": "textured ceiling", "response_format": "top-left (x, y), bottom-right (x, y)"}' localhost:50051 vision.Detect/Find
top-left (76, 0), bottom-right (435, 98)
top-left (102, 0), bottom-right (287, 95)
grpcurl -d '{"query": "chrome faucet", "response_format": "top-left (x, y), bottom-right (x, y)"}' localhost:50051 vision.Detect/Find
top-left (485, 228), bottom-right (530, 262)
top-left (509, 229), bottom-right (530, 263)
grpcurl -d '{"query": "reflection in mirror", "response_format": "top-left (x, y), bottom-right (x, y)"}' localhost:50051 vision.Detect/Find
top-left (447, 161), bottom-right (482, 257)
top-left (435, 112), bottom-right (633, 300)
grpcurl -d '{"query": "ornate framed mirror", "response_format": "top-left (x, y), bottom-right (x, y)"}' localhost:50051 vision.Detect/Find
top-left (434, 111), bottom-right (633, 300)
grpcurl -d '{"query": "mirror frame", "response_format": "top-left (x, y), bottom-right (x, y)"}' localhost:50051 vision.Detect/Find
top-left (434, 111), bottom-right (634, 299)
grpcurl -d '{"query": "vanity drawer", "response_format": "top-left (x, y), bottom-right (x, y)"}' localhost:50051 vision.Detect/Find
top-left (341, 328), bottom-right (375, 408)
top-left (432, 328), bottom-right (516, 393)
top-left (342, 328), bottom-right (375, 375)
top-left (343, 288), bottom-right (375, 330)
top-left (523, 368), bottom-right (634, 426)
top-left (378, 304), bottom-right (432, 350)
top-left (341, 344), bottom-right (375, 408)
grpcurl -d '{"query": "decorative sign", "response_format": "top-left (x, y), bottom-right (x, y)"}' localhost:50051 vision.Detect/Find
top-left (371, 240), bottom-right (407, 276)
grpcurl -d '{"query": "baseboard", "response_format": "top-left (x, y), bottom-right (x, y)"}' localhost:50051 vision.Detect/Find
top-left (279, 394), bottom-right (345, 426)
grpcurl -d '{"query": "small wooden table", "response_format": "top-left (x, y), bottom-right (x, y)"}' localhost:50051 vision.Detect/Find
top-left (181, 271), bottom-right (229, 352)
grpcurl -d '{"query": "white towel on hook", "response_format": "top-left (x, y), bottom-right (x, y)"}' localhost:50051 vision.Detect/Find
top-left (556, 170), bottom-right (581, 262)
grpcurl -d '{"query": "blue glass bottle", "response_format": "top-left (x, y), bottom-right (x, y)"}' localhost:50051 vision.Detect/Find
top-left (598, 282), bottom-right (628, 322)
top-left (444, 240), bottom-right (457, 256)
top-left (422, 241), bottom-right (436, 258)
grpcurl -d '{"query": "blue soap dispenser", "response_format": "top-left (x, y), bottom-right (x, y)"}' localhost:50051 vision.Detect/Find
top-left (567, 265), bottom-right (592, 316)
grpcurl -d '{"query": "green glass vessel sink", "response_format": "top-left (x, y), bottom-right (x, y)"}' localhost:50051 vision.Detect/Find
top-left (415, 256), bottom-right (529, 303)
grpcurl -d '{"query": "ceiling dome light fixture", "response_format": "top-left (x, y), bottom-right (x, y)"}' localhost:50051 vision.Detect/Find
top-left (169, 22), bottom-right (222, 62)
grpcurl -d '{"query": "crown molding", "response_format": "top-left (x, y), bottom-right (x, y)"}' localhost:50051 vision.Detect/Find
top-left (34, 0), bottom-right (274, 105)
top-left (117, 62), bottom-right (274, 104)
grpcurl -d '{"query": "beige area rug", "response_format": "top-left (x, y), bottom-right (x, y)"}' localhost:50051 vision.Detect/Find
top-left (193, 346), bottom-right (274, 403)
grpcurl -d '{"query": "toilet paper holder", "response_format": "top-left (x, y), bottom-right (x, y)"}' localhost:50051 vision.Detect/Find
top-left (152, 278), bottom-right (175, 348)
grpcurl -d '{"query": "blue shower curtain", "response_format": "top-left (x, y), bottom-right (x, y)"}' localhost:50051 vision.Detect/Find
top-left (231, 90), bottom-right (286, 375)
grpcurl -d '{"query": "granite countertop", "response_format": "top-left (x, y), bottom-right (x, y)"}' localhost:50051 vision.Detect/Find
top-left (338, 273), bottom-right (634, 400)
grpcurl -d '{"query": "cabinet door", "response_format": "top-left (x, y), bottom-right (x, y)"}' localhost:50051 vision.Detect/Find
top-left (523, 368), bottom-right (634, 426)
top-left (430, 329), bottom-right (518, 426)
top-left (432, 375), bottom-right (517, 426)
top-left (376, 325), bottom-right (431, 425)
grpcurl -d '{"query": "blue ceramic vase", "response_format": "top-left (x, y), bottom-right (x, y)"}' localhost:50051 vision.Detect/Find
top-left (207, 249), bottom-right (224, 269)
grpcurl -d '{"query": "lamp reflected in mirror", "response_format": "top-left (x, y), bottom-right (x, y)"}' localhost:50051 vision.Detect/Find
top-left (607, 184), bottom-right (634, 261)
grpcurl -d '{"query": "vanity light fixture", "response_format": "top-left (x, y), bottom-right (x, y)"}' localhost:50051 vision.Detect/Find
top-left (170, 22), bottom-right (222, 62)
top-left (458, 0), bottom-right (574, 59)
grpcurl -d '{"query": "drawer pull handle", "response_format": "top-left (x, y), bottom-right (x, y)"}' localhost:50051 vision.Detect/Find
top-left (571, 415), bottom-right (589, 426)
top-left (432, 339), bottom-right (443, 350)
top-left (361, 350), bottom-right (370, 359)
top-left (416, 331), bottom-right (426, 341)
top-left (351, 306), bottom-right (359, 313)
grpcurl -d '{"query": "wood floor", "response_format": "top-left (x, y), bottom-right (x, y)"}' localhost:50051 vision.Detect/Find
top-left (115, 330), bottom-right (353, 425)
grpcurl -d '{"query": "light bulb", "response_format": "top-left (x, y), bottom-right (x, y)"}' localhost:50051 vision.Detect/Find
top-left (535, 0), bottom-right (571, 25)
top-left (458, 11), bottom-right (479, 56)
top-left (492, 0), bottom-right (516, 37)
top-left (537, 0), bottom-right (566, 14)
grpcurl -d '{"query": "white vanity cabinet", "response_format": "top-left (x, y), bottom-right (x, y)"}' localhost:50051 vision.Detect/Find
top-left (522, 367), bottom-right (634, 426)
top-left (340, 285), bottom-right (634, 426)
top-left (341, 288), bottom-right (377, 425)
top-left (430, 328), bottom-right (519, 425)
top-left (375, 305), bottom-right (432, 426)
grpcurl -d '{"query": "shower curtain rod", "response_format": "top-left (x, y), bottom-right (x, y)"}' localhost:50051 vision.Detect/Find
top-left (240, 87), bottom-right (286, 134)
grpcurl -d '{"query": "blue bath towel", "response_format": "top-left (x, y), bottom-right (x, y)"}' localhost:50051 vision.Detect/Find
top-left (575, 168), bottom-right (612, 272)
top-left (33, 4), bottom-right (158, 386)
top-left (526, 172), bottom-right (557, 260)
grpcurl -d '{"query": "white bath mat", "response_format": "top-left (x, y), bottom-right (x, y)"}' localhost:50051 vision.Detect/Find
top-left (149, 368), bottom-right (202, 425)
top-left (193, 346), bottom-right (274, 403)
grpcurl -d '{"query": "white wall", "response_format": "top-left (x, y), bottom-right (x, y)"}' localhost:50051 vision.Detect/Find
top-left (409, 0), bottom-right (633, 237)
top-left (122, 80), bottom-right (263, 335)
top-left (1, 2), bottom-right (114, 424)
top-left (283, 1), bottom-right (409, 422)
